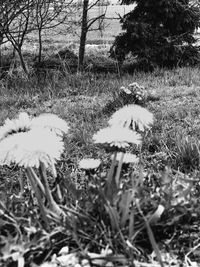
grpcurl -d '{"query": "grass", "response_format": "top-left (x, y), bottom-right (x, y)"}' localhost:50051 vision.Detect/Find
top-left (1, 66), bottom-right (200, 266)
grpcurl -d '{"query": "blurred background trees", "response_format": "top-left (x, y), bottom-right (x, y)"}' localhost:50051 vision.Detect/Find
top-left (0, 0), bottom-right (78, 76)
top-left (0, 0), bottom-right (200, 76)
top-left (31, 0), bottom-right (76, 64)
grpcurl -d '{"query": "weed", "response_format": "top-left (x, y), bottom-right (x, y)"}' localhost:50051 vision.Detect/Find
top-left (175, 135), bottom-right (200, 172)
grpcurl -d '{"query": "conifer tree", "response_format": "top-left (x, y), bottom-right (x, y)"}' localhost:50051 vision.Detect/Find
top-left (111, 0), bottom-right (200, 69)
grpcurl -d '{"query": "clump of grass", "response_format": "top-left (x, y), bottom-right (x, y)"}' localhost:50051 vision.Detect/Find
top-left (174, 135), bottom-right (200, 173)
top-left (102, 81), bottom-right (148, 116)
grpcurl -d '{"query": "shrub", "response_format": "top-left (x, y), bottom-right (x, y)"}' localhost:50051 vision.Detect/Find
top-left (102, 82), bottom-right (147, 115)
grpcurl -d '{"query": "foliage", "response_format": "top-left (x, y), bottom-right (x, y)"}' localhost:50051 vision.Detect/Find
top-left (111, 0), bottom-right (200, 70)
top-left (33, 47), bottom-right (79, 73)
top-left (102, 82), bottom-right (147, 115)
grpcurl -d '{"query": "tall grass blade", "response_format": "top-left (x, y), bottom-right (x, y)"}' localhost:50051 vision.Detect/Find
top-left (136, 201), bottom-right (164, 267)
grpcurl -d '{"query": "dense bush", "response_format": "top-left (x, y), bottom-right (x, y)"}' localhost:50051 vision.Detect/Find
top-left (111, 0), bottom-right (200, 70)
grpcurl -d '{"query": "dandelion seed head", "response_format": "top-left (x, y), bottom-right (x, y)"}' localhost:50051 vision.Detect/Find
top-left (0, 132), bottom-right (28, 166)
top-left (16, 129), bottom-right (64, 168)
top-left (111, 152), bottom-right (139, 164)
top-left (0, 129), bottom-right (64, 169)
top-left (79, 158), bottom-right (101, 169)
top-left (0, 112), bottom-right (31, 141)
top-left (120, 86), bottom-right (132, 95)
top-left (31, 113), bottom-right (69, 136)
top-left (108, 104), bottom-right (154, 132)
top-left (93, 127), bottom-right (141, 149)
top-left (129, 82), bottom-right (143, 90)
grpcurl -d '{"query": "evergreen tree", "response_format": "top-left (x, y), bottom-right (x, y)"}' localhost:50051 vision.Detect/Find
top-left (111, 0), bottom-right (200, 70)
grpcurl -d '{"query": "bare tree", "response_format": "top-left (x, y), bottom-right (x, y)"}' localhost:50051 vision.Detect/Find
top-left (0, 0), bottom-right (35, 75)
top-left (78, 0), bottom-right (107, 70)
top-left (32, 0), bottom-right (77, 63)
top-left (0, 0), bottom-right (79, 76)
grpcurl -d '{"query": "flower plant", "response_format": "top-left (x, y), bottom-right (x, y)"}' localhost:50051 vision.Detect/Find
top-left (0, 112), bottom-right (68, 225)
top-left (119, 82), bottom-right (147, 106)
top-left (0, 105), bottom-right (169, 266)
top-left (77, 104), bottom-right (166, 265)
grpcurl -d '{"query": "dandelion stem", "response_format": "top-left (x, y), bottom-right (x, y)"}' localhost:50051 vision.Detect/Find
top-left (19, 169), bottom-right (24, 196)
top-left (26, 168), bottom-right (48, 228)
top-left (39, 162), bottom-right (62, 217)
top-left (56, 184), bottom-right (63, 203)
top-left (115, 152), bottom-right (124, 186)
top-left (128, 208), bottom-right (134, 239)
top-left (104, 151), bottom-right (118, 203)
top-left (28, 167), bottom-right (45, 196)
top-left (107, 151), bottom-right (117, 184)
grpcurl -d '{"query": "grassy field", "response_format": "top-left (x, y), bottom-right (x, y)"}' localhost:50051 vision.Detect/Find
top-left (1, 65), bottom-right (200, 266)
top-left (1, 2), bottom-right (200, 266)
top-left (1, 1), bottom-right (200, 265)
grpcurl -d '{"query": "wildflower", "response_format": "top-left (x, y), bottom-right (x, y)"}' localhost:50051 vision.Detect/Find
top-left (129, 82), bottom-right (143, 90)
top-left (0, 133), bottom-right (21, 166)
top-left (108, 104), bottom-right (153, 132)
top-left (111, 152), bottom-right (139, 164)
top-left (0, 112), bottom-right (31, 141)
top-left (120, 86), bottom-right (132, 95)
top-left (0, 129), bottom-right (64, 171)
top-left (0, 112), bottom-right (69, 141)
top-left (93, 126), bottom-right (141, 149)
top-left (31, 113), bottom-right (69, 136)
top-left (79, 158), bottom-right (101, 169)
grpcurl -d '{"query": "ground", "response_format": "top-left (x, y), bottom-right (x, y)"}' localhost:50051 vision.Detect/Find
top-left (1, 66), bottom-right (200, 266)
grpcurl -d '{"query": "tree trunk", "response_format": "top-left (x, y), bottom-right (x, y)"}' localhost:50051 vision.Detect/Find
top-left (17, 48), bottom-right (29, 77)
top-left (78, 0), bottom-right (89, 71)
top-left (38, 27), bottom-right (42, 63)
top-left (0, 23), bottom-right (4, 70)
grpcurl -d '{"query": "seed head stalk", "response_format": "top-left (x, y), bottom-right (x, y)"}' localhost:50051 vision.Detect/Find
top-left (39, 162), bottom-right (63, 217)
top-left (28, 167), bottom-right (45, 195)
top-left (26, 168), bottom-right (48, 228)
top-left (107, 151), bottom-right (117, 185)
top-left (115, 152), bottom-right (124, 186)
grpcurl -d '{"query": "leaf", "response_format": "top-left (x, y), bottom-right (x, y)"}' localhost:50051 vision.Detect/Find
top-left (119, 190), bottom-right (133, 227)
top-left (105, 202), bottom-right (120, 231)
top-left (149, 205), bottom-right (165, 225)
top-left (136, 201), bottom-right (164, 267)
top-left (171, 184), bottom-right (193, 206)
top-left (88, 252), bottom-right (106, 266)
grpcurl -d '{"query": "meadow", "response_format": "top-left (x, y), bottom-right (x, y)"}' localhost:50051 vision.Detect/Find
top-left (1, 62), bottom-right (200, 266)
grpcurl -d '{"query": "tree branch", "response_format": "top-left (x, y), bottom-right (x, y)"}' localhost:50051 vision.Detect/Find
top-left (87, 13), bottom-right (105, 29)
